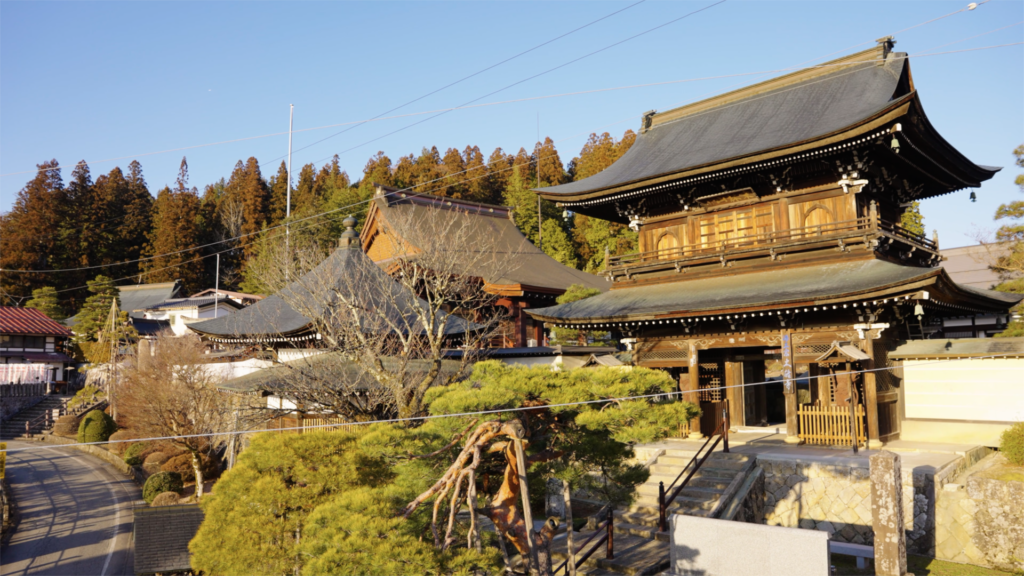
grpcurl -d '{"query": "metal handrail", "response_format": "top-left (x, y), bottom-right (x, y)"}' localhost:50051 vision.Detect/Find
top-left (658, 401), bottom-right (730, 532)
top-left (552, 511), bottom-right (614, 575)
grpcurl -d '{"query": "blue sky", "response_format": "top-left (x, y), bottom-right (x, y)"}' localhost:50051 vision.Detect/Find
top-left (1, 1), bottom-right (1021, 248)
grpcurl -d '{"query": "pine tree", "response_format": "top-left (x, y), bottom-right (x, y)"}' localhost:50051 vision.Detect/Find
top-left (550, 284), bottom-right (606, 345)
top-left (413, 146), bottom-right (444, 191)
top-left (142, 159), bottom-right (204, 293)
top-left (503, 166), bottom-right (561, 246)
top-left (461, 145), bottom-right (491, 203)
top-left (294, 163), bottom-right (319, 214)
top-left (359, 151), bottom-right (393, 196)
top-left (534, 137), bottom-right (567, 187)
top-left (440, 147), bottom-right (467, 199)
top-left (268, 161), bottom-right (290, 224)
top-left (486, 148), bottom-right (513, 203)
top-left (899, 202), bottom-right (925, 237)
top-left (25, 287), bottom-right (66, 321)
top-left (121, 161), bottom-right (154, 274)
top-left (511, 148), bottom-right (535, 187)
top-left (994, 145), bottom-right (1024, 336)
top-left (0, 160), bottom-right (65, 303)
top-left (72, 275), bottom-right (120, 342)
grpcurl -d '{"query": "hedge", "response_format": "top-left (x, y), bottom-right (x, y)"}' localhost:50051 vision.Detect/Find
top-left (77, 410), bottom-right (117, 444)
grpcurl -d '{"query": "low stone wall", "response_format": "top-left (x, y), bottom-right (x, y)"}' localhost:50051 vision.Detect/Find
top-left (935, 454), bottom-right (1024, 572)
top-left (35, 435), bottom-right (143, 487)
top-left (760, 455), bottom-right (937, 554)
top-left (0, 395), bottom-right (44, 422)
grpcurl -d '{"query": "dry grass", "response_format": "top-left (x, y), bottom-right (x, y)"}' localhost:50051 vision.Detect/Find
top-left (832, 554), bottom-right (1014, 576)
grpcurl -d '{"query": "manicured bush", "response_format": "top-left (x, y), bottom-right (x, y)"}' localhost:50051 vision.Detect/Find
top-left (1000, 421), bottom-right (1024, 466)
top-left (77, 410), bottom-right (117, 444)
top-left (150, 491), bottom-right (181, 507)
top-left (144, 452), bottom-right (171, 467)
top-left (107, 430), bottom-right (135, 455)
top-left (53, 414), bottom-right (82, 437)
top-left (143, 471), bottom-right (183, 504)
top-left (68, 384), bottom-right (105, 409)
top-left (161, 452), bottom-right (220, 483)
top-left (123, 442), bottom-right (149, 466)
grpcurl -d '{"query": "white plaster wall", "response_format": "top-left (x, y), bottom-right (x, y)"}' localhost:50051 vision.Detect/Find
top-left (277, 348), bottom-right (326, 363)
top-left (204, 358), bottom-right (276, 382)
top-left (904, 358), bottom-right (1024, 423)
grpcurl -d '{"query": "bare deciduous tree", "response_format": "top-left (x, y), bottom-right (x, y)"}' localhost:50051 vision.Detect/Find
top-left (118, 334), bottom-right (232, 499)
top-left (244, 205), bottom-right (521, 419)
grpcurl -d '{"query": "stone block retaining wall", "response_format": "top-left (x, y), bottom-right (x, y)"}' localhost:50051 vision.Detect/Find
top-left (759, 456), bottom-right (936, 554)
top-left (935, 454), bottom-right (1024, 572)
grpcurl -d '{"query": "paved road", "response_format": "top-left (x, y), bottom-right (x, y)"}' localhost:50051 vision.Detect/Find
top-left (1, 441), bottom-right (138, 576)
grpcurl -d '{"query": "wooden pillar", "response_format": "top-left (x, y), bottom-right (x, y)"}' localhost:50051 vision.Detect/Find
top-left (513, 303), bottom-right (527, 348)
top-left (533, 316), bottom-right (544, 347)
top-left (725, 360), bottom-right (744, 428)
top-left (781, 332), bottom-right (800, 444)
top-left (685, 340), bottom-right (703, 438)
top-left (861, 337), bottom-right (882, 448)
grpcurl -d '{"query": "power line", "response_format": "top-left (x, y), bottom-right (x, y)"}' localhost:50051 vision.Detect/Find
top-left (4, 41), bottom-right (1021, 272)
top-left (305, 0), bottom-right (728, 166)
top-left (2, 353), bottom-right (1020, 455)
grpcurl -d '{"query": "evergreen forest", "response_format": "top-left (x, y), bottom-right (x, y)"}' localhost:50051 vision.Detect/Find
top-left (1, 131), bottom-right (637, 312)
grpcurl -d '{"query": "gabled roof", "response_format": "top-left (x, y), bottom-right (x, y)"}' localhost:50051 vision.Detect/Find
top-left (0, 306), bottom-right (73, 337)
top-left (188, 231), bottom-right (474, 340)
top-left (190, 288), bottom-right (264, 302)
top-left (138, 296), bottom-right (244, 312)
top-left (526, 259), bottom-right (1023, 324)
top-left (537, 44), bottom-right (996, 203)
top-left (118, 281), bottom-right (181, 320)
top-left (890, 337), bottom-right (1024, 360)
top-left (363, 188), bottom-right (610, 295)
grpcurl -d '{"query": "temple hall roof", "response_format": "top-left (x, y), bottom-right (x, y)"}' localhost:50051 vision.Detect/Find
top-left (364, 188), bottom-right (610, 295)
top-left (537, 44), bottom-right (997, 204)
top-left (188, 232), bottom-right (474, 340)
top-left (526, 259), bottom-right (1023, 324)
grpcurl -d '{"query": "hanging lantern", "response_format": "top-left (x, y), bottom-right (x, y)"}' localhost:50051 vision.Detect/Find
top-left (890, 135), bottom-right (900, 154)
top-left (969, 191), bottom-right (977, 202)
top-left (914, 303), bottom-right (925, 318)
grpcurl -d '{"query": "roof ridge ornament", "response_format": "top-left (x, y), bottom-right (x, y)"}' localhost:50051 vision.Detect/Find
top-left (876, 36), bottom-right (896, 62)
top-left (339, 215), bottom-right (359, 249)
top-left (641, 110), bottom-right (657, 133)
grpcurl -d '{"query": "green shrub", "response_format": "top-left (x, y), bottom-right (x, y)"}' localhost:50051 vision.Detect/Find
top-left (161, 452), bottom-right (220, 483)
top-left (151, 491), bottom-right (181, 507)
top-left (123, 442), bottom-right (149, 466)
top-left (77, 410), bottom-right (117, 444)
top-left (143, 472), bottom-right (183, 504)
top-left (68, 384), bottom-right (105, 409)
top-left (1000, 421), bottom-right (1024, 466)
top-left (107, 430), bottom-right (135, 455)
top-left (53, 414), bottom-right (82, 437)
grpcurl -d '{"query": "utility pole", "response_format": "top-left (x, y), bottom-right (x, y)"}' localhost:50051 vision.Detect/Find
top-left (286, 104), bottom-right (294, 280)
top-left (537, 112), bottom-right (542, 251)
top-left (214, 253), bottom-right (220, 318)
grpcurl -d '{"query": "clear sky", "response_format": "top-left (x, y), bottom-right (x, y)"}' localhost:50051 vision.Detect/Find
top-left (1, 1), bottom-right (1021, 248)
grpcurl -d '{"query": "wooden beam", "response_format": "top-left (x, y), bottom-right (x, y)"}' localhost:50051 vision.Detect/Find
top-left (725, 360), bottom-right (744, 427)
top-left (781, 331), bottom-right (800, 444)
top-left (862, 338), bottom-right (882, 448)
top-left (686, 340), bottom-right (703, 438)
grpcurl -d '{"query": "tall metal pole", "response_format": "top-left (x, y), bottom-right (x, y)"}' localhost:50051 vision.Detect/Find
top-left (214, 253), bottom-right (220, 318)
top-left (536, 112), bottom-right (542, 251)
top-left (286, 104), bottom-right (294, 280)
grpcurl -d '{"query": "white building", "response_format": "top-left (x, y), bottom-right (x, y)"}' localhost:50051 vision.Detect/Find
top-left (0, 306), bottom-right (74, 384)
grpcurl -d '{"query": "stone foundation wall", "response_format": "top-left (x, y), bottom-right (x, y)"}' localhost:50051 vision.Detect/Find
top-left (0, 395), bottom-right (44, 422)
top-left (760, 456), bottom-right (937, 554)
top-left (935, 455), bottom-right (1024, 572)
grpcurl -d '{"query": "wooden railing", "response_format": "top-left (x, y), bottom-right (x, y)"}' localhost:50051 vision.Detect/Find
top-left (607, 214), bottom-right (937, 273)
top-left (797, 403), bottom-right (866, 447)
top-left (658, 400), bottom-right (729, 532)
top-left (299, 416), bottom-right (360, 433)
top-left (552, 510), bottom-right (614, 575)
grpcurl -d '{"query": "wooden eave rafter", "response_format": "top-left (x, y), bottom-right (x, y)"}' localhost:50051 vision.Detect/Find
top-left (540, 94), bottom-right (915, 209)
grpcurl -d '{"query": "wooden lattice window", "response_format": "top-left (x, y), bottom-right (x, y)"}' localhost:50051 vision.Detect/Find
top-left (698, 362), bottom-right (723, 402)
top-left (656, 233), bottom-right (679, 260)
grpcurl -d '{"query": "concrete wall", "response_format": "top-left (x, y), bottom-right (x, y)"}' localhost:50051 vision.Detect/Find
top-left (935, 454), bottom-right (1024, 572)
top-left (903, 358), bottom-right (1024, 423)
top-left (670, 513), bottom-right (830, 576)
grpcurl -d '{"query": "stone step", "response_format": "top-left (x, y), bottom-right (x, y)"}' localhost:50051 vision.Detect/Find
top-left (636, 477), bottom-right (731, 497)
top-left (610, 517), bottom-right (670, 542)
top-left (649, 463), bottom-right (744, 477)
top-left (597, 538), bottom-right (670, 576)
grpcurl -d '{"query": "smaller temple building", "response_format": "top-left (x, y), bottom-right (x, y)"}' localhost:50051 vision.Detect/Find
top-left (0, 306), bottom-right (75, 385)
top-left (361, 186), bottom-right (609, 347)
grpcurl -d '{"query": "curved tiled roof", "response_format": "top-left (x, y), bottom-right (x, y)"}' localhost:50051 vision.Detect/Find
top-left (0, 306), bottom-right (73, 337)
top-left (539, 48), bottom-right (911, 199)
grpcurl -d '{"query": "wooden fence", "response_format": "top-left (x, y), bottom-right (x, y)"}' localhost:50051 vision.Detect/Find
top-left (0, 383), bottom-right (46, 398)
top-left (299, 416), bottom-right (361, 433)
top-left (797, 404), bottom-right (866, 447)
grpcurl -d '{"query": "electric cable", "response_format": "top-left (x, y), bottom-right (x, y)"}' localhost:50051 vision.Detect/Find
top-left (2, 352), bottom-right (1020, 454)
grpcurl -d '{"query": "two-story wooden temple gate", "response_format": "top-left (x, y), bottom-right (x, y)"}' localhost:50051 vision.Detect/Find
top-left (527, 40), bottom-right (1022, 449)
top-left (638, 331), bottom-right (891, 445)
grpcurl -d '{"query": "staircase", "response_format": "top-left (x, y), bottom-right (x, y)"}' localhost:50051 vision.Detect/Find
top-left (0, 396), bottom-right (72, 440)
top-left (551, 449), bottom-right (756, 576)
